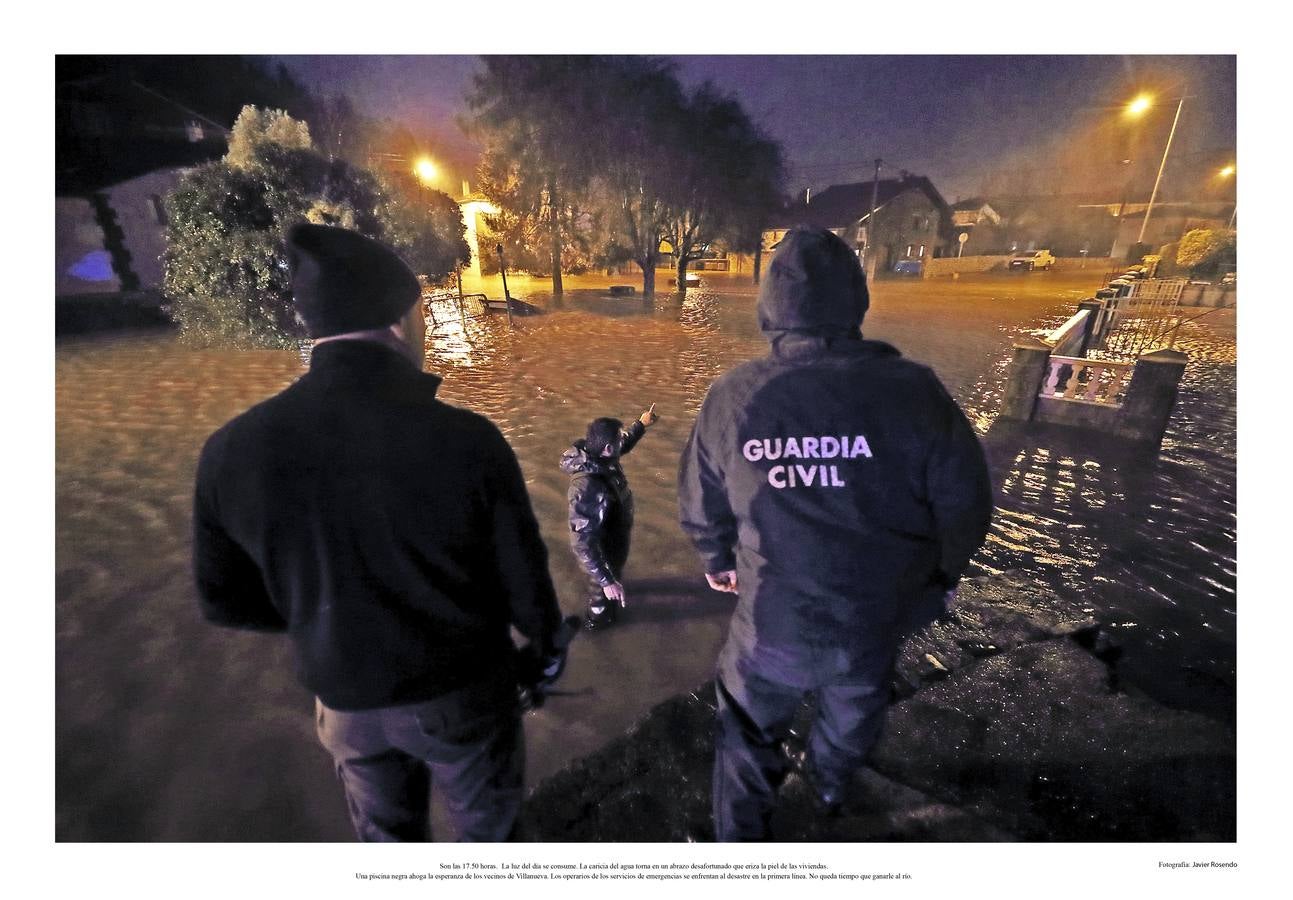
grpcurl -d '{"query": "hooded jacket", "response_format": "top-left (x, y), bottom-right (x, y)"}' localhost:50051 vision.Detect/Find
top-left (560, 420), bottom-right (646, 586)
top-left (678, 226), bottom-right (993, 686)
top-left (193, 339), bottom-right (562, 710)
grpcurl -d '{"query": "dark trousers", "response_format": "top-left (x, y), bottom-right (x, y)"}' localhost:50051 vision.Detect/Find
top-left (712, 648), bottom-right (895, 841)
top-left (315, 676), bottom-right (524, 842)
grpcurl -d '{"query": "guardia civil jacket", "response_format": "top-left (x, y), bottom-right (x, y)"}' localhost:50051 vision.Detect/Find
top-left (193, 339), bottom-right (562, 710)
top-left (678, 226), bottom-right (993, 686)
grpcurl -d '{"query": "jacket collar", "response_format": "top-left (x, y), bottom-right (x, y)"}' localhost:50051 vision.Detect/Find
top-left (768, 331), bottom-right (901, 363)
top-left (309, 339), bottom-right (442, 392)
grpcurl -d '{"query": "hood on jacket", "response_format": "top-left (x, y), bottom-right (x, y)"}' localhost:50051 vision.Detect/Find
top-left (757, 225), bottom-right (870, 336)
top-left (560, 440), bottom-right (610, 476)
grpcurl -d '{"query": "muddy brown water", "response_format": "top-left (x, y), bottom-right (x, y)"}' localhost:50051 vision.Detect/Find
top-left (55, 272), bottom-right (1235, 840)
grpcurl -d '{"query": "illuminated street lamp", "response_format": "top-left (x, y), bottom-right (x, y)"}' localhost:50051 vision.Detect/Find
top-left (413, 157), bottom-right (438, 186)
top-left (1218, 164), bottom-right (1236, 228)
top-left (1125, 94), bottom-right (1153, 118)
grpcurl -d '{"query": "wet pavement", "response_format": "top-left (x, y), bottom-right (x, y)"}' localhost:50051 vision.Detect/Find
top-left (54, 270), bottom-right (1235, 840)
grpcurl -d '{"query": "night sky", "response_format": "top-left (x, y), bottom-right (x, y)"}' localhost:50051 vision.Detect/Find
top-left (273, 54), bottom-right (1235, 202)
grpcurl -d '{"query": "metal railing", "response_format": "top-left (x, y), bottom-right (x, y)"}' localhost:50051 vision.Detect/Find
top-left (1098, 278), bottom-right (1185, 361)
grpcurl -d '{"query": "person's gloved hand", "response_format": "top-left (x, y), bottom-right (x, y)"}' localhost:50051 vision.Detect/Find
top-left (517, 615), bottom-right (581, 711)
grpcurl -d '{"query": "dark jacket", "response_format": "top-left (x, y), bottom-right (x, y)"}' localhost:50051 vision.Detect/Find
top-left (193, 339), bottom-right (562, 711)
top-left (560, 420), bottom-right (646, 586)
top-left (678, 227), bottom-right (992, 687)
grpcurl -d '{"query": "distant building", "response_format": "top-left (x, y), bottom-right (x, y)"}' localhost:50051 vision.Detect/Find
top-left (950, 198), bottom-right (1008, 256)
top-left (763, 174), bottom-right (949, 276)
top-left (56, 74), bottom-right (229, 298)
top-left (1085, 201), bottom-right (1235, 259)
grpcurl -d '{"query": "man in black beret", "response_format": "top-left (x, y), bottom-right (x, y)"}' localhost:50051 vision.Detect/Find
top-left (193, 223), bottom-right (564, 841)
top-left (679, 226), bottom-right (993, 840)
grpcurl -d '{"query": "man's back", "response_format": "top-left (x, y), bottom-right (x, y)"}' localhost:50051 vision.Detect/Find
top-left (681, 333), bottom-right (990, 683)
top-left (195, 339), bottom-right (558, 710)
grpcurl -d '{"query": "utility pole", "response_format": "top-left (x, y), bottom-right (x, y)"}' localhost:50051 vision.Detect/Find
top-left (867, 158), bottom-right (881, 280)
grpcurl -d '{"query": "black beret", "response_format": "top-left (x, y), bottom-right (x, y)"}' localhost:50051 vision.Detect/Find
top-left (286, 223), bottom-right (421, 338)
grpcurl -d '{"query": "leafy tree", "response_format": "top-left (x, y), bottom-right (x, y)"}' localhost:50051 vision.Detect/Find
top-left (658, 83), bottom-right (784, 290)
top-left (164, 105), bottom-right (468, 347)
top-left (590, 57), bottom-right (686, 298)
top-left (466, 57), bottom-right (608, 294)
top-left (1176, 228), bottom-right (1235, 274)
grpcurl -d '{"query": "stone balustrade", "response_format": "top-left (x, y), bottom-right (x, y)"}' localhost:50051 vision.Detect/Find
top-left (1040, 355), bottom-right (1134, 405)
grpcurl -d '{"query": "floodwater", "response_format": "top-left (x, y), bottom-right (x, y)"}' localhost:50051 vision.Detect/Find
top-left (55, 271), bottom-right (1235, 841)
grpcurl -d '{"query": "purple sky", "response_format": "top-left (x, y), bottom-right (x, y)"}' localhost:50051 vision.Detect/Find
top-left (273, 55), bottom-right (1236, 202)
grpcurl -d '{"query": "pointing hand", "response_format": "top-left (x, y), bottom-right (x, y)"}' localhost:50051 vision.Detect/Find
top-left (640, 403), bottom-right (659, 427)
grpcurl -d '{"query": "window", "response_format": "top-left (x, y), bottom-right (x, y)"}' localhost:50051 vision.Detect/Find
top-left (906, 244), bottom-right (913, 258)
top-left (918, 244), bottom-right (925, 257)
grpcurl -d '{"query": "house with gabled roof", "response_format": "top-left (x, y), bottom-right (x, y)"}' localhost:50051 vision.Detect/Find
top-left (762, 173), bottom-right (950, 276)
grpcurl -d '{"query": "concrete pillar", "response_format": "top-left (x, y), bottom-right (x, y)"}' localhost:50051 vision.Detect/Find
top-left (1118, 348), bottom-right (1187, 443)
top-left (998, 338), bottom-right (1052, 422)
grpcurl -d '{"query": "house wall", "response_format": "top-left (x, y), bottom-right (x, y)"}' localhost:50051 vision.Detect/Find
top-left (56, 197), bottom-right (120, 296)
top-left (103, 168), bottom-right (186, 292)
top-left (56, 168), bottom-right (187, 298)
top-left (865, 190), bottom-right (944, 272)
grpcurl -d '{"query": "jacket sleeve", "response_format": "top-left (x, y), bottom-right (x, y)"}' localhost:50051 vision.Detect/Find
top-left (568, 475), bottom-right (616, 586)
top-left (678, 395), bottom-right (738, 574)
top-left (192, 445), bottom-right (286, 632)
top-left (617, 419), bottom-right (647, 457)
top-left (925, 378), bottom-right (994, 589)
top-left (482, 428), bottom-right (562, 653)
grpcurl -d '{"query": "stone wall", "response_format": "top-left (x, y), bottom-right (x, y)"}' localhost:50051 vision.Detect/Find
top-left (924, 255), bottom-right (1121, 278)
top-left (1180, 283), bottom-right (1236, 308)
top-left (923, 255), bottom-right (1013, 277)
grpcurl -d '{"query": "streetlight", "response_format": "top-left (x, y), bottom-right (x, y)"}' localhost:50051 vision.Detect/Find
top-left (1218, 164), bottom-right (1236, 228)
top-left (1125, 94), bottom-right (1153, 118)
top-left (1128, 92), bottom-right (1187, 245)
top-left (413, 157), bottom-right (438, 185)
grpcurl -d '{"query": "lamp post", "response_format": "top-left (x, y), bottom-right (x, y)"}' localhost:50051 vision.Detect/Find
top-left (413, 157), bottom-right (438, 209)
top-left (1218, 165), bottom-right (1236, 229)
top-left (1135, 95), bottom-right (1186, 245)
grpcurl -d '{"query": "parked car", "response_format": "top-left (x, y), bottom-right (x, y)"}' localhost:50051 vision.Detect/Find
top-left (893, 259), bottom-right (922, 275)
top-left (1008, 249), bottom-right (1055, 271)
top-left (1122, 265), bottom-right (1149, 280)
top-left (1220, 271), bottom-right (1236, 286)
